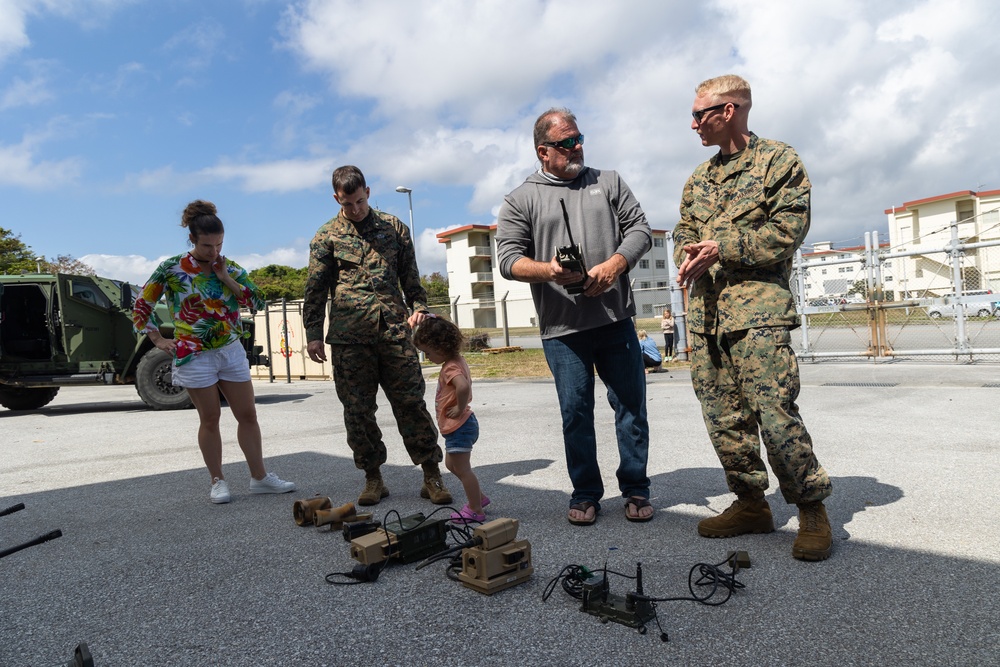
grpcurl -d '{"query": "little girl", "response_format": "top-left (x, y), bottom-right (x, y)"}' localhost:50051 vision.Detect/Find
top-left (413, 316), bottom-right (489, 523)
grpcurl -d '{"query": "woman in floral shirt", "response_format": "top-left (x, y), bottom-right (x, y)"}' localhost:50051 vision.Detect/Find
top-left (133, 200), bottom-right (294, 504)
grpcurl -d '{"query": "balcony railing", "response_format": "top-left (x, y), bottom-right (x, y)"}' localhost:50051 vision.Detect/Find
top-left (471, 272), bottom-right (494, 283)
top-left (470, 245), bottom-right (492, 257)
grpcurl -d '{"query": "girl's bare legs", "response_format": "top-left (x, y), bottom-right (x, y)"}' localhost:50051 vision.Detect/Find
top-left (445, 452), bottom-right (483, 513)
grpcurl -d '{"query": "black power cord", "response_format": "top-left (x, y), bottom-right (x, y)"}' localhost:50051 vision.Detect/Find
top-left (543, 556), bottom-right (748, 642)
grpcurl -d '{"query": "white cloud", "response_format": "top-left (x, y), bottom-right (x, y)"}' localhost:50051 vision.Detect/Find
top-left (198, 157), bottom-right (333, 193)
top-left (80, 253), bottom-right (167, 286)
top-left (0, 73), bottom-right (54, 110)
top-left (0, 137), bottom-right (82, 188)
top-left (281, 0), bottom-right (675, 122)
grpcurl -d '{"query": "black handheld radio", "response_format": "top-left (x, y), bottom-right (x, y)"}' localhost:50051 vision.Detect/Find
top-left (555, 198), bottom-right (587, 295)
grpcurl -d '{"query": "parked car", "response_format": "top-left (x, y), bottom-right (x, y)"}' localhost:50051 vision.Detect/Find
top-left (0, 272), bottom-right (267, 410)
top-left (925, 289), bottom-right (997, 319)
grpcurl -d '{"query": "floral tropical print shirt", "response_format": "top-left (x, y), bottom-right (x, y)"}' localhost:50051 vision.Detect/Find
top-left (132, 252), bottom-right (265, 366)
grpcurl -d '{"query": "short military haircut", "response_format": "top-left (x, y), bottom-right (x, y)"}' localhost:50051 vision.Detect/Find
top-left (332, 165), bottom-right (367, 195)
top-left (533, 107), bottom-right (577, 149)
top-left (696, 74), bottom-right (752, 108)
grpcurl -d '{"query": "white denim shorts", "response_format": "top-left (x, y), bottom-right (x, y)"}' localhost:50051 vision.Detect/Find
top-left (172, 340), bottom-right (250, 389)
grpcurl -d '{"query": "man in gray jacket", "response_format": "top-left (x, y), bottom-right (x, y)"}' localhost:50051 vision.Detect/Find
top-left (496, 107), bottom-right (654, 525)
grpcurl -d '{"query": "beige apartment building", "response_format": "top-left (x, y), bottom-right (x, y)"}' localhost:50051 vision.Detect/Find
top-left (885, 189), bottom-right (1000, 297)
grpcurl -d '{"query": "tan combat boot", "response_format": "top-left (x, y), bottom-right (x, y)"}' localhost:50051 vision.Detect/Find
top-left (357, 473), bottom-right (389, 506)
top-left (792, 501), bottom-right (832, 561)
top-left (420, 473), bottom-right (452, 505)
top-left (698, 496), bottom-right (775, 538)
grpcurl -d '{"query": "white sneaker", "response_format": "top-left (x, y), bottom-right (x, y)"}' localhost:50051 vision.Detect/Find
top-left (249, 472), bottom-right (296, 494)
top-left (210, 477), bottom-right (231, 504)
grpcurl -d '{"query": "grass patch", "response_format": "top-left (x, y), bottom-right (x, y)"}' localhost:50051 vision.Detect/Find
top-left (423, 348), bottom-right (688, 380)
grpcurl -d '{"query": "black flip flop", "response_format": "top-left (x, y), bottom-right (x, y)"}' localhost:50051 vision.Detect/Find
top-left (625, 497), bottom-right (654, 523)
top-left (568, 500), bottom-right (599, 526)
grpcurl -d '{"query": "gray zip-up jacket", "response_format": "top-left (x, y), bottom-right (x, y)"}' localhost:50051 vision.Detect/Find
top-left (496, 167), bottom-right (652, 339)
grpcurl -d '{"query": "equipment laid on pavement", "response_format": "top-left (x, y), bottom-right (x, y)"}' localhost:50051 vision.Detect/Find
top-left (292, 495), bottom-right (332, 526)
top-left (349, 512), bottom-right (449, 565)
top-left (291, 497), bottom-right (372, 530)
top-left (543, 552), bottom-right (752, 641)
top-left (457, 518), bottom-right (533, 595)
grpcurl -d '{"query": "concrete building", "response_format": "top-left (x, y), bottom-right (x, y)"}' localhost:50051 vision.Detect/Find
top-left (885, 189), bottom-right (1000, 297)
top-left (436, 224), bottom-right (673, 328)
top-left (800, 240), bottom-right (894, 303)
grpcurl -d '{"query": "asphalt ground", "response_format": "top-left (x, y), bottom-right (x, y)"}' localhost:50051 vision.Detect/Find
top-left (1, 361), bottom-right (998, 666)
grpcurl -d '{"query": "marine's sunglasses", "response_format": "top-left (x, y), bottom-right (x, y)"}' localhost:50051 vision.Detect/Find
top-left (691, 103), bottom-right (739, 123)
top-left (542, 134), bottom-right (585, 150)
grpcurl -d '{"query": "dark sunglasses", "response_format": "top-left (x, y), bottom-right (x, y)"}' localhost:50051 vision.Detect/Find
top-left (542, 134), bottom-right (585, 150)
top-left (691, 103), bottom-right (739, 123)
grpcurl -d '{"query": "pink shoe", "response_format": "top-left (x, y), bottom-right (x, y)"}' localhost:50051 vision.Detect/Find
top-left (450, 505), bottom-right (486, 524)
top-left (481, 495), bottom-right (491, 508)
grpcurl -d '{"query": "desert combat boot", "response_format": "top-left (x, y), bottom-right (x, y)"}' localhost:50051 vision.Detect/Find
top-left (792, 501), bottom-right (833, 561)
top-left (419, 465), bottom-right (453, 505)
top-left (357, 473), bottom-right (389, 506)
top-left (698, 496), bottom-right (775, 538)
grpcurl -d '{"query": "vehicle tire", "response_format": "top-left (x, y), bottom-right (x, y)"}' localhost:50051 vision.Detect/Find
top-left (135, 348), bottom-right (192, 410)
top-left (0, 386), bottom-right (60, 410)
top-left (977, 309), bottom-right (991, 318)
top-left (928, 311), bottom-right (942, 319)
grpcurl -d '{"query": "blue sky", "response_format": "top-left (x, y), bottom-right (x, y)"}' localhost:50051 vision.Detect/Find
top-left (2, 0), bottom-right (998, 285)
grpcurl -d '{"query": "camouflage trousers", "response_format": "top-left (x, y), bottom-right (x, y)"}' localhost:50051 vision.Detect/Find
top-left (329, 334), bottom-right (442, 474)
top-left (689, 326), bottom-right (831, 504)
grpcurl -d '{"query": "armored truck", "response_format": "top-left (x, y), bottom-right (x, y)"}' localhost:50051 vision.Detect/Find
top-left (0, 273), bottom-right (266, 411)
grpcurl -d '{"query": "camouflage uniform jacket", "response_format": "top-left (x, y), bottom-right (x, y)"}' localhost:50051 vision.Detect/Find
top-left (303, 208), bottom-right (428, 345)
top-left (673, 133), bottom-right (810, 334)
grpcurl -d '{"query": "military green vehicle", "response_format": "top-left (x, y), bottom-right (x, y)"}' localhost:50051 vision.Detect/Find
top-left (0, 273), bottom-right (267, 411)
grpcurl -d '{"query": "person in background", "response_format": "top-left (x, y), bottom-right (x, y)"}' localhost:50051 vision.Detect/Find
top-left (637, 330), bottom-right (662, 373)
top-left (660, 309), bottom-right (676, 361)
top-left (133, 199), bottom-right (295, 504)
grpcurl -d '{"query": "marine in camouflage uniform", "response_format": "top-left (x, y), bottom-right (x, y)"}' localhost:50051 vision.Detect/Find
top-left (304, 166), bottom-right (448, 506)
top-left (674, 75), bottom-right (831, 560)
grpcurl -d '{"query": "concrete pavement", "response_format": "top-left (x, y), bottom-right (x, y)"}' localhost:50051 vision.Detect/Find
top-left (1, 362), bottom-right (997, 666)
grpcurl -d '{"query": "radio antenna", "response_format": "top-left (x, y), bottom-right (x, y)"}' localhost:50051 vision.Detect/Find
top-left (559, 198), bottom-right (577, 247)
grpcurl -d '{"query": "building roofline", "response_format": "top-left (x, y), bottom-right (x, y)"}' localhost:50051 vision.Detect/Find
top-left (802, 242), bottom-right (888, 257)
top-left (885, 189), bottom-right (1000, 214)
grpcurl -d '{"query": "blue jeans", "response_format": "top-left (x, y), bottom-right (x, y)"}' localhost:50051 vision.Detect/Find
top-left (542, 319), bottom-right (650, 509)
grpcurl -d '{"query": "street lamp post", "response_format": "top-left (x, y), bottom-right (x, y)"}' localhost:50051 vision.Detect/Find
top-left (395, 186), bottom-right (425, 360)
top-left (395, 186), bottom-right (414, 239)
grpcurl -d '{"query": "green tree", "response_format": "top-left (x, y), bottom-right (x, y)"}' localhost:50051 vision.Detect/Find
top-left (44, 254), bottom-right (96, 276)
top-left (421, 272), bottom-right (449, 304)
top-left (248, 264), bottom-right (308, 301)
top-left (0, 227), bottom-right (39, 274)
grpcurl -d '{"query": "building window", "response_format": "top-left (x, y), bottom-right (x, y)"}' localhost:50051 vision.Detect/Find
top-left (639, 281), bottom-right (650, 289)
top-left (655, 260), bottom-right (665, 269)
top-left (821, 269), bottom-right (827, 275)
top-left (656, 281), bottom-right (667, 287)
top-left (653, 238), bottom-right (664, 247)
top-left (638, 260), bottom-right (649, 269)
top-left (642, 304), bottom-right (653, 314)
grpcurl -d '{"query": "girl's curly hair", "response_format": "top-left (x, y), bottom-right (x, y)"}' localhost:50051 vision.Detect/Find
top-left (413, 316), bottom-right (464, 358)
